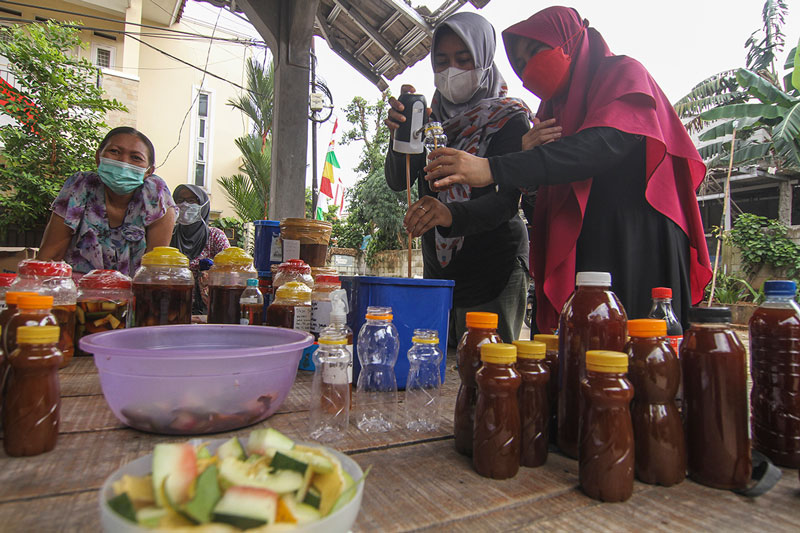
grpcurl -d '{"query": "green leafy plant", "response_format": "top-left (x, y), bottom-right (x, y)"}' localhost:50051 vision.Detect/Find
top-left (728, 213), bottom-right (800, 277)
top-left (210, 217), bottom-right (245, 248)
top-left (219, 59), bottom-right (274, 222)
top-left (706, 270), bottom-right (762, 304)
top-left (0, 21), bottom-right (126, 232)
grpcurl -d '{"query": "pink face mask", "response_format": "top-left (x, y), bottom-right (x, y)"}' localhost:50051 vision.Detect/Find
top-left (520, 46), bottom-right (572, 101)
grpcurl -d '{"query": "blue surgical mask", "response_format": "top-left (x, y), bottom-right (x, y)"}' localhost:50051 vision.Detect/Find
top-left (97, 156), bottom-right (147, 195)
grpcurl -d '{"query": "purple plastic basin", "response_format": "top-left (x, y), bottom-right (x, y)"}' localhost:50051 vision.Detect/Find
top-left (80, 324), bottom-right (313, 435)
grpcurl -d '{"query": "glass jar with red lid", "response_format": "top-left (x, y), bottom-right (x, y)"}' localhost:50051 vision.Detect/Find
top-left (9, 260), bottom-right (77, 365)
top-left (273, 259), bottom-right (314, 291)
top-left (76, 269), bottom-right (132, 355)
top-left (0, 273), bottom-right (17, 312)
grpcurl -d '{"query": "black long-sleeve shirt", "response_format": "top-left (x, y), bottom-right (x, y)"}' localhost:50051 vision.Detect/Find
top-left (385, 113), bottom-right (530, 307)
top-left (488, 126), bottom-right (692, 327)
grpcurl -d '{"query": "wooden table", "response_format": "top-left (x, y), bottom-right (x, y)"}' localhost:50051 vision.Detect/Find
top-left (1, 353), bottom-right (798, 532)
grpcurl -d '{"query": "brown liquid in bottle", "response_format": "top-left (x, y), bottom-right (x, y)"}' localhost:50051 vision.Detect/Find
top-left (3, 326), bottom-right (62, 456)
top-left (682, 307), bottom-right (751, 489)
top-left (299, 243), bottom-right (328, 268)
top-left (749, 289), bottom-right (800, 468)
top-left (626, 320), bottom-right (686, 486)
top-left (534, 334), bottom-right (559, 444)
top-left (454, 313), bottom-right (502, 457)
top-left (558, 275), bottom-right (627, 459)
top-left (240, 302), bottom-right (264, 326)
top-left (5, 307), bottom-right (58, 356)
top-left (473, 343), bottom-right (521, 479)
top-left (133, 283), bottom-right (192, 327)
top-left (208, 285), bottom-right (246, 324)
top-left (517, 355), bottom-right (549, 467)
top-left (579, 351), bottom-right (634, 502)
top-left (51, 304), bottom-right (75, 367)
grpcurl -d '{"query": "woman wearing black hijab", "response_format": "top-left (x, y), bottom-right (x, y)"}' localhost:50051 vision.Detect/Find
top-left (170, 184), bottom-right (230, 314)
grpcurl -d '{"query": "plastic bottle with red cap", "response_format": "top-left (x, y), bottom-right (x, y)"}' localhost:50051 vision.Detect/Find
top-left (76, 269), bottom-right (132, 354)
top-left (647, 287), bottom-right (683, 353)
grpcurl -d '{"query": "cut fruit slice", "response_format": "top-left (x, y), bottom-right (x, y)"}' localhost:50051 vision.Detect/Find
top-left (307, 447), bottom-right (351, 516)
top-left (270, 451), bottom-right (309, 475)
top-left (278, 494), bottom-right (321, 525)
top-left (246, 428), bottom-right (295, 456)
top-left (107, 492), bottom-right (136, 523)
top-left (152, 443), bottom-right (198, 507)
top-left (302, 486), bottom-right (322, 510)
top-left (182, 464), bottom-right (222, 524)
top-left (289, 446), bottom-right (335, 474)
top-left (212, 485), bottom-right (278, 530)
top-left (217, 437), bottom-right (246, 462)
top-left (112, 474), bottom-right (154, 506)
top-left (135, 507), bottom-right (167, 528)
top-left (218, 457), bottom-right (304, 493)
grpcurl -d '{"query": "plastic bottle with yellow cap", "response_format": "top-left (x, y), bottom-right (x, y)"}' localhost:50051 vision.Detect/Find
top-left (473, 343), bottom-right (521, 479)
top-left (514, 340), bottom-right (550, 467)
top-left (355, 306), bottom-right (399, 432)
top-left (207, 247), bottom-right (257, 324)
top-left (265, 281), bottom-right (312, 331)
top-left (0, 291), bottom-right (38, 356)
top-left (578, 350), bottom-right (634, 502)
top-left (132, 246), bottom-right (193, 327)
top-left (626, 319), bottom-right (685, 487)
top-left (454, 311), bottom-right (502, 457)
top-left (5, 294), bottom-right (57, 361)
top-left (405, 329), bottom-right (444, 432)
top-left (3, 325), bottom-right (62, 457)
top-left (309, 331), bottom-right (350, 441)
top-left (533, 333), bottom-right (559, 443)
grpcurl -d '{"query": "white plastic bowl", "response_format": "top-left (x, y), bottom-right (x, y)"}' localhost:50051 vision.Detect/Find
top-left (99, 438), bottom-right (365, 533)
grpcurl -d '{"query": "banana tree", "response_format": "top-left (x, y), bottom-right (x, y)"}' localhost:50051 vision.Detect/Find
top-left (697, 51), bottom-right (800, 172)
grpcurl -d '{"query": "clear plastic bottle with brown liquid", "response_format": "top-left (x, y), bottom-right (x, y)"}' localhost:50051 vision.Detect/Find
top-left (626, 318), bottom-right (686, 486)
top-left (5, 295), bottom-right (58, 357)
top-left (454, 312), bottom-right (502, 456)
top-left (514, 340), bottom-right (550, 468)
top-left (309, 331), bottom-right (350, 442)
top-left (473, 343), bottom-right (521, 479)
top-left (681, 306), bottom-right (751, 490)
top-left (749, 280), bottom-right (800, 468)
top-left (558, 272), bottom-right (627, 459)
top-left (533, 333), bottom-right (559, 444)
top-left (0, 291), bottom-right (38, 354)
top-left (579, 350), bottom-right (634, 502)
top-left (3, 325), bottom-right (62, 456)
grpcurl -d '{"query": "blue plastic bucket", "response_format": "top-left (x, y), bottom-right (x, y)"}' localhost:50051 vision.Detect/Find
top-left (253, 220), bottom-right (281, 271)
top-left (340, 276), bottom-right (455, 389)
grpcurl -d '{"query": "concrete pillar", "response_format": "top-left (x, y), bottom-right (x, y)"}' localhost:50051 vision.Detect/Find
top-left (238, 0), bottom-right (319, 220)
top-left (122, 0), bottom-right (142, 76)
top-left (778, 180), bottom-right (793, 226)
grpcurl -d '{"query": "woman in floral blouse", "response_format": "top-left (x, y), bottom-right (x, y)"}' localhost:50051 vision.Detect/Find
top-left (38, 127), bottom-right (176, 277)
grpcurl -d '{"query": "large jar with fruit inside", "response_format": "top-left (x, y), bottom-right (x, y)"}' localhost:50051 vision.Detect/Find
top-left (132, 247), bottom-right (193, 327)
top-left (76, 269), bottom-right (133, 355)
top-left (207, 247), bottom-right (257, 324)
top-left (9, 259), bottom-right (77, 366)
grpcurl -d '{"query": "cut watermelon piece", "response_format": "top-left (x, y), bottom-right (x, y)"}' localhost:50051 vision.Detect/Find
top-left (152, 443), bottom-right (197, 507)
top-left (212, 486), bottom-right (278, 529)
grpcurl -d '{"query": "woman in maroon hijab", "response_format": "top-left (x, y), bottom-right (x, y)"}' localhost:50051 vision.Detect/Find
top-left (424, 6), bottom-right (712, 334)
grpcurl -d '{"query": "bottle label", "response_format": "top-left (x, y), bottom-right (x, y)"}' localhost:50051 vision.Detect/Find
top-left (667, 335), bottom-right (683, 355)
top-left (322, 362), bottom-right (349, 385)
top-left (270, 233), bottom-right (282, 262)
top-left (283, 239), bottom-right (300, 261)
top-left (311, 300), bottom-right (333, 334)
top-left (293, 306), bottom-right (311, 331)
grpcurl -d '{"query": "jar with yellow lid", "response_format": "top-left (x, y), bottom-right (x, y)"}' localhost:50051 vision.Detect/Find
top-left (132, 246), bottom-right (193, 327)
top-left (207, 247), bottom-right (257, 324)
top-left (265, 281), bottom-right (312, 331)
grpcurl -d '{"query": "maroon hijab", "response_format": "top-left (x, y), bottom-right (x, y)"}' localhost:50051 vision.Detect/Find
top-left (503, 6), bottom-right (712, 333)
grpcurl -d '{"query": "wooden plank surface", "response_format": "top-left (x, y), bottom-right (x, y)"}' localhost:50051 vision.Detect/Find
top-left (1, 346), bottom-right (798, 532)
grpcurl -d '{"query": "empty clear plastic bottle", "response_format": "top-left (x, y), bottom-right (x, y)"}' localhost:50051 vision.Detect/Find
top-left (355, 306), bottom-right (399, 432)
top-left (405, 329), bottom-right (444, 432)
top-left (309, 331), bottom-right (350, 441)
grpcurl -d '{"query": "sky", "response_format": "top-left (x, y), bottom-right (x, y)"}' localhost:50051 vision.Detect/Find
top-left (184, 0), bottom-right (800, 211)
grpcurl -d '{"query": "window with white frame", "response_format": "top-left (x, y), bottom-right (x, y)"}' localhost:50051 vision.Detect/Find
top-left (194, 91), bottom-right (211, 187)
top-left (92, 44), bottom-right (115, 69)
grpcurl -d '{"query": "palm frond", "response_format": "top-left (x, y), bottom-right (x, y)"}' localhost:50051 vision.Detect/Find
top-left (737, 68), bottom-right (797, 107)
top-left (673, 71), bottom-right (740, 117)
top-left (697, 117), bottom-right (761, 142)
top-left (701, 102), bottom-right (783, 121)
top-left (218, 173), bottom-right (264, 222)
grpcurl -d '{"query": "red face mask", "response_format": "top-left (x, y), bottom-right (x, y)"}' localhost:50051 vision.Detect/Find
top-left (521, 46), bottom-right (572, 101)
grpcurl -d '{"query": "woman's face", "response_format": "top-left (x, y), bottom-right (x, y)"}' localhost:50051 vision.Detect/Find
top-left (176, 187), bottom-right (201, 205)
top-left (433, 31), bottom-right (475, 73)
top-left (508, 36), bottom-right (552, 76)
top-left (96, 133), bottom-right (153, 176)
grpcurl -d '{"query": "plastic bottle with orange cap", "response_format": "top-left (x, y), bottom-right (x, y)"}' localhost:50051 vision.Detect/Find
top-left (354, 306), bottom-right (399, 433)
